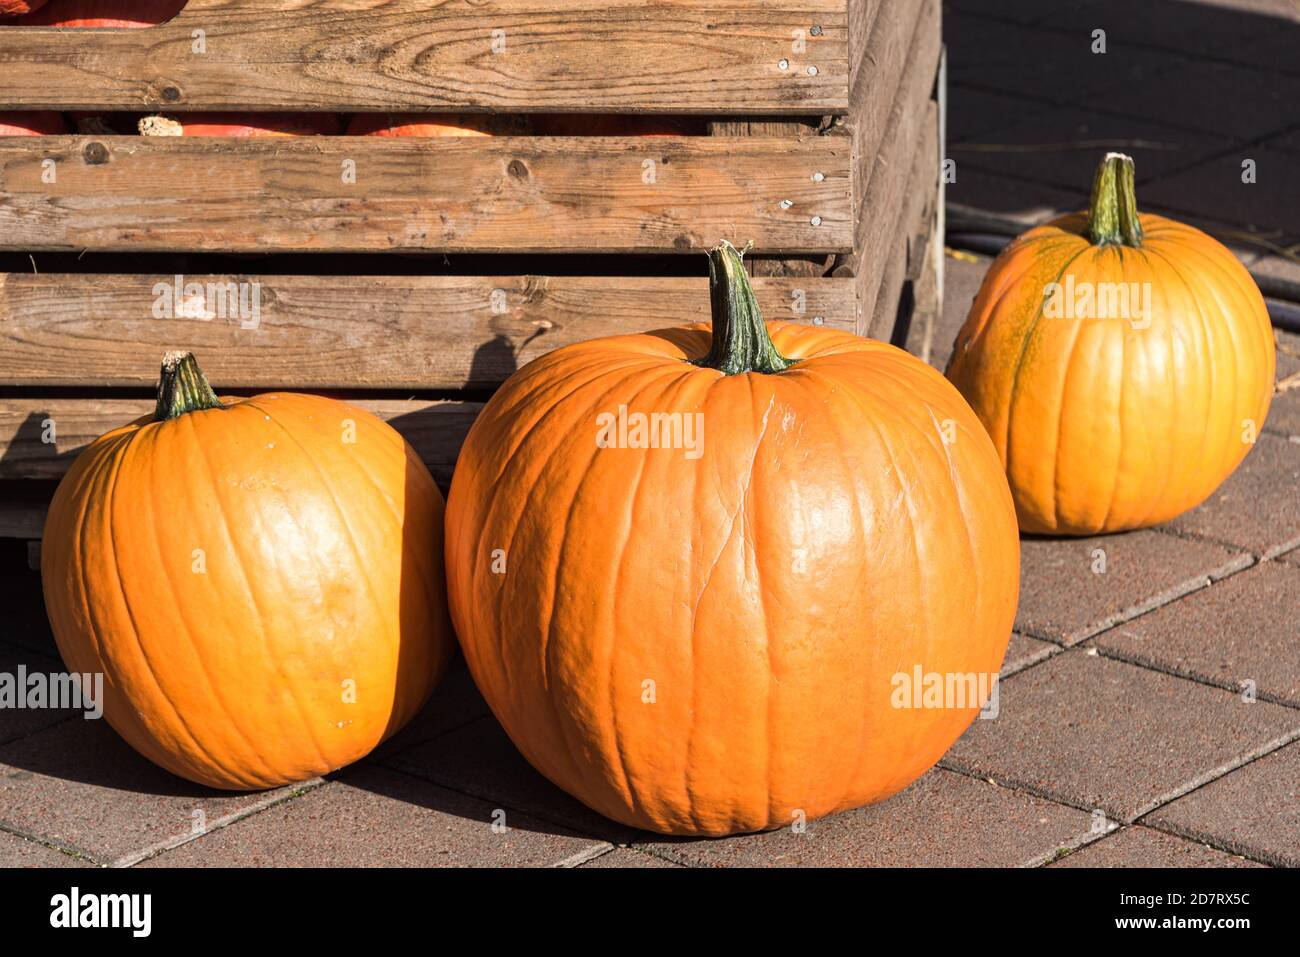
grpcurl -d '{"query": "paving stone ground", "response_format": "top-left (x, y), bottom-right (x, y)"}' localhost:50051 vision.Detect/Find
top-left (0, 0), bottom-right (1295, 867)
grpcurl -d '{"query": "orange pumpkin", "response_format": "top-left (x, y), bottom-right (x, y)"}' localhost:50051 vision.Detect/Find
top-left (946, 153), bottom-right (1275, 535)
top-left (13, 0), bottom-right (184, 26)
top-left (139, 112), bottom-right (341, 137)
top-left (42, 353), bottom-right (454, 790)
top-left (0, 0), bottom-right (46, 16)
top-left (0, 111), bottom-right (66, 136)
top-left (445, 241), bottom-right (1020, 836)
top-left (345, 113), bottom-right (526, 137)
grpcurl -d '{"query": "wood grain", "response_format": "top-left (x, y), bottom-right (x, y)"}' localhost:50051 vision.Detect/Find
top-left (867, 99), bottom-right (938, 342)
top-left (0, 398), bottom-right (480, 484)
top-left (0, 272), bottom-right (856, 388)
top-left (0, 135), bottom-right (852, 254)
top-left (0, 0), bottom-right (848, 114)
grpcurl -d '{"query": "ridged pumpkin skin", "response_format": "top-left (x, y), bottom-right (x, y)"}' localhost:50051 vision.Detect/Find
top-left (42, 363), bottom-right (454, 790)
top-left (946, 155), bottom-right (1274, 535)
top-left (446, 245), bottom-right (1020, 836)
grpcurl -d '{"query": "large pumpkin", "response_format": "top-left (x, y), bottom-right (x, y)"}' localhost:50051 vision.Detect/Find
top-left (42, 353), bottom-right (455, 789)
top-left (946, 153), bottom-right (1275, 535)
top-left (445, 242), bottom-right (1020, 836)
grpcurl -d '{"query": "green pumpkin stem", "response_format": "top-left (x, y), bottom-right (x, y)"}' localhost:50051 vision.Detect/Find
top-left (1087, 152), bottom-right (1144, 248)
top-left (155, 351), bottom-right (223, 421)
top-left (696, 240), bottom-right (793, 375)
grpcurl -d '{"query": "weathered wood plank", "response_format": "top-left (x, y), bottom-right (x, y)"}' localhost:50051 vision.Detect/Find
top-left (0, 398), bottom-right (480, 484)
top-left (868, 99), bottom-right (938, 343)
top-left (0, 0), bottom-right (849, 114)
top-left (847, 0), bottom-right (879, 93)
top-left (0, 135), bottom-right (852, 254)
top-left (851, 0), bottom-right (939, 249)
top-left (0, 273), bottom-right (856, 388)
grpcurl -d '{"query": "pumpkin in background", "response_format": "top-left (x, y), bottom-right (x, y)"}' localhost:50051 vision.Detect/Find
top-left (345, 112), bottom-right (527, 137)
top-left (445, 241), bottom-right (1020, 836)
top-left (139, 112), bottom-right (341, 136)
top-left (531, 114), bottom-right (704, 136)
top-left (0, 112), bottom-right (66, 135)
top-left (13, 0), bottom-right (184, 26)
top-left (945, 153), bottom-right (1275, 535)
top-left (42, 353), bottom-right (455, 790)
top-left (1, 0), bottom-right (47, 16)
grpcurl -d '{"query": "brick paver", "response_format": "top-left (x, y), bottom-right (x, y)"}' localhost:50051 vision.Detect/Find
top-left (953, 108), bottom-right (1226, 189)
top-left (1001, 633), bottom-right (1059, 677)
top-left (369, 659), bottom-right (490, 761)
top-left (385, 716), bottom-right (635, 843)
top-left (945, 649), bottom-right (1300, 823)
top-left (0, 718), bottom-right (303, 866)
top-left (579, 847), bottom-right (681, 868)
top-left (1016, 531), bottom-right (1250, 646)
top-left (141, 765), bottom-right (607, 868)
top-left (1165, 433), bottom-right (1300, 558)
top-left (0, 830), bottom-right (88, 868)
top-left (1050, 825), bottom-right (1264, 868)
top-left (1093, 561), bottom-right (1300, 706)
top-left (930, 253), bottom-right (988, 372)
top-left (947, 167), bottom-right (1076, 227)
top-left (1141, 146), bottom-right (1300, 236)
top-left (1144, 741), bottom-right (1299, 867)
top-left (0, 643), bottom-right (79, 746)
top-left (635, 767), bottom-right (1093, 868)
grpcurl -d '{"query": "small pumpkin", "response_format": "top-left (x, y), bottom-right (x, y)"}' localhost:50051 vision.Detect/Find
top-left (13, 0), bottom-right (184, 26)
top-left (139, 112), bottom-right (341, 137)
top-left (42, 353), bottom-right (455, 789)
top-left (445, 241), bottom-right (1020, 836)
top-left (946, 153), bottom-right (1275, 535)
top-left (0, 111), bottom-right (66, 136)
top-left (345, 112), bottom-right (525, 137)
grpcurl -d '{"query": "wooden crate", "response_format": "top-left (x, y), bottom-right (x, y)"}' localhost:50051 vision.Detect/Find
top-left (0, 0), bottom-right (942, 538)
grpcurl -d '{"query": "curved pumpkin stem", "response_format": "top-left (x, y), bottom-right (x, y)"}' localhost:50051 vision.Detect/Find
top-left (696, 240), bottom-right (793, 376)
top-left (1087, 152), bottom-right (1144, 248)
top-left (155, 351), bottom-right (223, 421)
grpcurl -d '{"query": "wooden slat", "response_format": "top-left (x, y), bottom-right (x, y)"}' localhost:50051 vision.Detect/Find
top-left (868, 99), bottom-right (938, 342)
top-left (851, 0), bottom-right (939, 249)
top-left (0, 273), bottom-right (857, 388)
top-left (0, 0), bottom-right (848, 114)
top-left (847, 0), bottom-right (879, 93)
top-left (0, 136), bottom-right (852, 254)
top-left (0, 398), bottom-right (480, 485)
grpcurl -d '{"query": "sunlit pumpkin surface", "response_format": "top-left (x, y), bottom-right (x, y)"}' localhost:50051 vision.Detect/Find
top-left (947, 158), bottom-right (1274, 536)
top-left (447, 246), bottom-right (1020, 835)
top-left (42, 377), bottom-right (455, 790)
